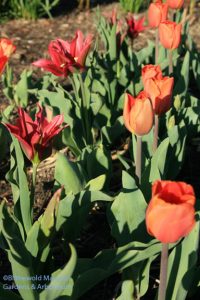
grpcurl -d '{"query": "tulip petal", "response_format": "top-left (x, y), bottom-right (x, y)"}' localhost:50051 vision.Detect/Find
top-left (123, 93), bottom-right (135, 133)
top-left (146, 199), bottom-right (196, 243)
top-left (32, 59), bottom-right (65, 76)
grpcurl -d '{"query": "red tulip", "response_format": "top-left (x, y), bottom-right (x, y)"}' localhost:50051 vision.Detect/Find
top-left (0, 38), bottom-right (16, 75)
top-left (4, 105), bottom-right (67, 163)
top-left (166, 0), bottom-right (184, 9)
top-left (146, 180), bottom-right (196, 243)
top-left (159, 21), bottom-right (182, 49)
top-left (126, 14), bottom-right (146, 39)
top-left (123, 91), bottom-right (154, 136)
top-left (142, 64), bottom-right (174, 115)
top-left (33, 30), bottom-right (93, 77)
top-left (148, 1), bottom-right (168, 28)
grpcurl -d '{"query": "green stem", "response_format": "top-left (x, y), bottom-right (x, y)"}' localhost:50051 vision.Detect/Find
top-left (153, 115), bottom-right (159, 153)
top-left (155, 28), bottom-right (159, 65)
top-left (70, 74), bottom-right (79, 106)
top-left (136, 135), bottom-right (142, 184)
top-left (31, 163), bottom-right (39, 220)
top-left (78, 73), bottom-right (92, 145)
top-left (158, 243), bottom-right (169, 300)
top-left (168, 50), bottom-right (173, 75)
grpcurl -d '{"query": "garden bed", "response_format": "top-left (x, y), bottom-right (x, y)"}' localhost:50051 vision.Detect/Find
top-left (0, 1), bottom-right (200, 300)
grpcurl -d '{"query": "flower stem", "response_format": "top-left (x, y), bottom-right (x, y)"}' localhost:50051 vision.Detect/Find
top-left (31, 163), bottom-right (39, 219)
top-left (136, 135), bottom-right (142, 184)
top-left (78, 73), bottom-right (92, 145)
top-left (158, 243), bottom-right (169, 300)
top-left (155, 28), bottom-right (159, 65)
top-left (168, 50), bottom-right (173, 75)
top-left (70, 75), bottom-right (79, 102)
top-left (153, 115), bottom-right (159, 153)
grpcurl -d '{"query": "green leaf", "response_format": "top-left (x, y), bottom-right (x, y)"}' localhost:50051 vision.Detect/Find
top-left (166, 211), bottom-right (200, 300)
top-left (38, 88), bottom-right (74, 126)
top-left (26, 189), bottom-right (61, 258)
top-left (85, 175), bottom-right (106, 191)
top-left (14, 70), bottom-right (32, 107)
top-left (56, 191), bottom-right (112, 241)
top-left (72, 240), bottom-right (164, 300)
top-left (40, 244), bottom-right (77, 300)
top-left (174, 51), bottom-right (190, 97)
top-left (54, 153), bottom-right (86, 194)
top-left (116, 280), bottom-right (134, 300)
top-left (0, 202), bottom-right (38, 300)
top-left (7, 137), bottom-right (32, 234)
top-left (101, 116), bottom-right (125, 145)
top-left (109, 173), bottom-right (149, 245)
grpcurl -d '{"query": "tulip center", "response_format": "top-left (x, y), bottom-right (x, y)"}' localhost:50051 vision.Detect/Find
top-left (160, 191), bottom-right (182, 204)
top-left (60, 63), bottom-right (66, 68)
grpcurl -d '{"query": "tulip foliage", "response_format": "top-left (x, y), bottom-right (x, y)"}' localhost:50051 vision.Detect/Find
top-left (0, 2), bottom-right (200, 300)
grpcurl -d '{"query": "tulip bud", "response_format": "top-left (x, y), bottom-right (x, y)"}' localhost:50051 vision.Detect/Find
top-left (142, 64), bottom-right (174, 115)
top-left (166, 0), bottom-right (184, 10)
top-left (123, 91), bottom-right (154, 136)
top-left (142, 64), bottom-right (162, 86)
top-left (159, 21), bottom-right (182, 49)
top-left (146, 180), bottom-right (196, 243)
top-left (148, 2), bottom-right (168, 28)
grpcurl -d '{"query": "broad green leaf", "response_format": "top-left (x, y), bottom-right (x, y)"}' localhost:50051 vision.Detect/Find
top-left (85, 175), bottom-right (106, 191)
top-left (14, 70), bottom-right (32, 107)
top-left (116, 280), bottom-right (134, 300)
top-left (7, 137), bottom-right (32, 234)
top-left (0, 203), bottom-right (38, 300)
top-left (166, 211), bottom-right (200, 300)
top-left (174, 51), bottom-right (190, 97)
top-left (72, 240), bottom-right (166, 300)
top-left (56, 190), bottom-right (112, 241)
top-left (54, 153), bottom-right (86, 194)
top-left (40, 244), bottom-right (77, 300)
top-left (109, 174), bottom-right (149, 245)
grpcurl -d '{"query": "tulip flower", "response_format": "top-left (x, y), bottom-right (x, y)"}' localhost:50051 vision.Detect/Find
top-left (148, 1), bottom-right (168, 28)
top-left (123, 91), bottom-right (154, 136)
top-left (4, 105), bottom-right (67, 163)
top-left (142, 64), bottom-right (163, 85)
top-left (159, 21), bottom-right (182, 49)
top-left (166, 0), bottom-right (184, 9)
top-left (142, 64), bottom-right (174, 115)
top-left (0, 38), bottom-right (16, 75)
top-left (146, 180), bottom-right (196, 243)
top-left (126, 15), bottom-right (146, 39)
top-left (33, 30), bottom-right (93, 77)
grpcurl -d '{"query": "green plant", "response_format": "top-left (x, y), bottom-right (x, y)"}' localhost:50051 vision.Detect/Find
top-left (0, 0), bottom-right (60, 20)
top-left (119, 0), bottom-right (149, 13)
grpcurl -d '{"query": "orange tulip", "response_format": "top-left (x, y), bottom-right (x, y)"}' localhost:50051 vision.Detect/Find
top-left (146, 180), bottom-right (196, 243)
top-left (159, 21), bottom-right (182, 49)
top-left (0, 38), bottom-right (16, 57)
top-left (148, 1), bottom-right (168, 28)
top-left (123, 91), bottom-right (154, 136)
top-left (142, 64), bottom-right (174, 115)
top-left (166, 0), bottom-right (184, 9)
top-left (142, 64), bottom-right (162, 86)
top-left (0, 38), bottom-right (16, 75)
